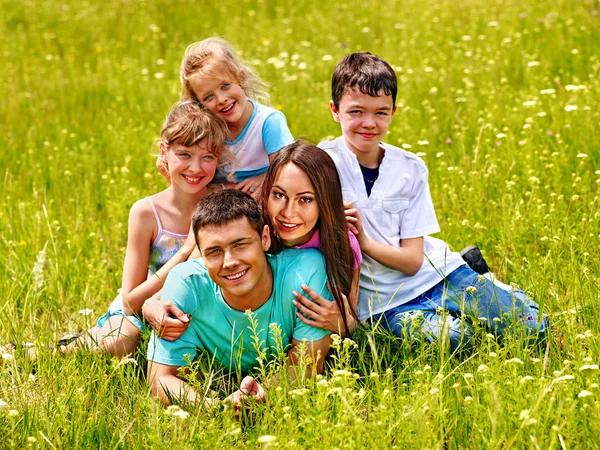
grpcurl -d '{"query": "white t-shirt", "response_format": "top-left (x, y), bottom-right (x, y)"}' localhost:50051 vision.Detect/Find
top-left (319, 137), bottom-right (465, 321)
top-left (221, 100), bottom-right (293, 182)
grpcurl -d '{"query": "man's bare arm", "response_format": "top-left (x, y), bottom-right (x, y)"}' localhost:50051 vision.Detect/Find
top-left (147, 361), bottom-right (205, 406)
top-left (288, 334), bottom-right (332, 381)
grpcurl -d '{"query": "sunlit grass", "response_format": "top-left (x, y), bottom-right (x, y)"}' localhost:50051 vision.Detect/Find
top-left (1, 0), bottom-right (599, 447)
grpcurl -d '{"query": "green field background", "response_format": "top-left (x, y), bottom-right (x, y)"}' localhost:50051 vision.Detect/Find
top-left (1, 0), bottom-right (599, 448)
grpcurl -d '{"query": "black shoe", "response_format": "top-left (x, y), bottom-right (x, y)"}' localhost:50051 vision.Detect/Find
top-left (460, 246), bottom-right (490, 275)
top-left (57, 333), bottom-right (80, 347)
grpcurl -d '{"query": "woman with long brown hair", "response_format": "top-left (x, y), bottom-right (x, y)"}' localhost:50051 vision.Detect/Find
top-left (260, 140), bottom-right (361, 336)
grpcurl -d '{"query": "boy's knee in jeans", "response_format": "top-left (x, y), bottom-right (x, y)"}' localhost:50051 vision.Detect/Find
top-left (388, 309), bottom-right (472, 350)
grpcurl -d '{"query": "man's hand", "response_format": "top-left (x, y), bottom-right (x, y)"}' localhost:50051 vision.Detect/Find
top-left (223, 376), bottom-right (266, 415)
top-left (142, 296), bottom-right (190, 341)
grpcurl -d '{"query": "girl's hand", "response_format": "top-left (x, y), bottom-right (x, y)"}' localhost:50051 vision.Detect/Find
top-left (292, 284), bottom-right (356, 337)
top-left (142, 295), bottom-right (190, 341)
top-left (344, 202), bottom-right (369, 251)
top-left (234, 173), bottom-right (266, 199)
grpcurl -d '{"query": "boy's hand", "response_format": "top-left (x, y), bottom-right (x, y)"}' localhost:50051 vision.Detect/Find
top-left (235, 173), bottom-right (266, 199)
top-left (344, 202), bottom-right (370, 251)
top-left (142, 295), bottom-right (190, 341)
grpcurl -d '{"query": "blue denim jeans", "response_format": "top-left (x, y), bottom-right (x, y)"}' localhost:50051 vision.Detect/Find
top-left (373, 265), bottom-right (548, 350)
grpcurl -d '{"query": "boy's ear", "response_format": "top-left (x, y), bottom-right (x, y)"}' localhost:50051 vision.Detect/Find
top-left (261, 225), bottom-right (271, 251)
top-left (329, 100), bottom-right (341, 123)
top-left (392, 105), bottom-right (397, 116)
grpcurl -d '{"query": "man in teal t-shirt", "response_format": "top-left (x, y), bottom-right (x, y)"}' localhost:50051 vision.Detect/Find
top-left (147, 190), bottom-right (333, 410)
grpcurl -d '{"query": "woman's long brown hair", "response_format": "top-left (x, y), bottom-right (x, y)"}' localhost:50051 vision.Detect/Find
top-left (261, 141), bottom-right (355, 332)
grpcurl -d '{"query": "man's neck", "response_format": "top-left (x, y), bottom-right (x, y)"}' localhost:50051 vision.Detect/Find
top-left (222, 264), bottom-right (274, 312)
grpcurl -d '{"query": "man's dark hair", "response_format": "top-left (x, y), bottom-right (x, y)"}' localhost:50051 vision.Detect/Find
top-left (331, 52), bottom-right (397, 108)
top-left (192, 190), bottom-right (265, 249)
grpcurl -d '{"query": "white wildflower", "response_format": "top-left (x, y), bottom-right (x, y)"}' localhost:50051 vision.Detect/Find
top-left (258, 435), bottom-right (277, 443)
top-left (32, 242), bottom-right (48, 291)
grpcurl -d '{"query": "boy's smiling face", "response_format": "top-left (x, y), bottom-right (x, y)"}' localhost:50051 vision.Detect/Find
top-left (329, 88), bottom-right (396, 164)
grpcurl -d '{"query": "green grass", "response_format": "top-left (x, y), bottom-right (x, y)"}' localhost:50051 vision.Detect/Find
top-left (1, 0), bottom-right (599, 447)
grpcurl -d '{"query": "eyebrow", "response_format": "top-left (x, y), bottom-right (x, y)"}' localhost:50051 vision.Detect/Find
top-left (202, 236), bottom-right (253, 253)
top-left (272, 184), bottom-right (315, 196)
top-left (347, 103), bottom-right (392, 111)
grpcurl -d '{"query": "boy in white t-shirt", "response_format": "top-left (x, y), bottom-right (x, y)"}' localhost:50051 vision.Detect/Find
top-left (319, 53), bottom-right (547, 349)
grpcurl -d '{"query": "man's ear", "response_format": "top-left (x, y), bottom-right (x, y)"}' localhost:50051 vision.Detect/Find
top-left (391, 105), bottom-right (397, 116)
top-left (329, 100), bottom-right (341, 122)
top-left (261, 224), bottom-right (271, 251)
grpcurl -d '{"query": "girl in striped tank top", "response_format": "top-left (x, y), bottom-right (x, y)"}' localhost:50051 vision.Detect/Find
top-left (64, 101), bottom-right (232, 357)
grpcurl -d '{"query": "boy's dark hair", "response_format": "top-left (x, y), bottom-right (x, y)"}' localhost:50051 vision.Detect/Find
top-left (192, 190), bottom-right (265, 249)
top-left (331, 52), bottom-right (397, 108)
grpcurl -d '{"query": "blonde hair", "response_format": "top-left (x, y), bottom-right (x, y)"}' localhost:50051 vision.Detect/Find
top-left (157, 101), bottom-right (234, 182)
top-left (180, 37), bottom-right (270, 104)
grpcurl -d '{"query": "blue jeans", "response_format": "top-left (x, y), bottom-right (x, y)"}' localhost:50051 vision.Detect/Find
top-left (373, 265), bottom-right (548, 350)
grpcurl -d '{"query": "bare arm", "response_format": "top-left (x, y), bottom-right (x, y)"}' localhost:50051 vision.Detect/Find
top-left (121, 202), bottom-right (196, 316)
top-left (345, 204), bottom-right (424, 276)
top-left (148, 361), bottom-right (265, 412)
top-left (147, 361), bottom-right (202, 407)
top-left (288, 335), bottom-right (332, 380)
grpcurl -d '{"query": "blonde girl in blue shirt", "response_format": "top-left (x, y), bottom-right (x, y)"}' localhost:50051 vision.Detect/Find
top-left (177, 38), bottom-right (293, 196)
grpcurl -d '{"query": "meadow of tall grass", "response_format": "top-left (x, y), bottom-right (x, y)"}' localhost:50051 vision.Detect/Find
top-left (1, 0), bottom-right (599, 447)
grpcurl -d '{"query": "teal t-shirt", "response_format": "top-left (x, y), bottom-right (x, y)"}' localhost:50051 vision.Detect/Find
top-left (147, 248), bottom-right (332, 375)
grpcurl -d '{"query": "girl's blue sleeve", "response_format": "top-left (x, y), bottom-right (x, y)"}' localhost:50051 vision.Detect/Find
top-left (262, 110), bottom-right (294, 155)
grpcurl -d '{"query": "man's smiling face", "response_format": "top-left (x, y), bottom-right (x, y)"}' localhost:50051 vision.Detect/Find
top-left (197, 217), bottom-right (271, 306)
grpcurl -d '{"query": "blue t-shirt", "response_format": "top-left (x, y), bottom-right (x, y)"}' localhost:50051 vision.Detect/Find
top-left (147, 249), bottom-right (332, 375)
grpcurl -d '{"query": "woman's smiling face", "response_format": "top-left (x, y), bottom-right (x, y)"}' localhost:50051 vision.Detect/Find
top-left (266, 162), bottom-right (320, 247)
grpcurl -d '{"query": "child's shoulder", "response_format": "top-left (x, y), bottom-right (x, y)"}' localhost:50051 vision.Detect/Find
top-left (319, 137), bottom-right (428, 173)
top-left (254, 102), bottom-right (289, 123)
top-left (381, 142), bottom-right (428, 172)
top-left (128, 191), bottom-right (169, 228)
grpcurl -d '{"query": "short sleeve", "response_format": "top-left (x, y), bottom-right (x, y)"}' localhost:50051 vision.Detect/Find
top-left (146, 270), bottom-right (202, 367)
top-left (347, 230), bottom-right (363, 269)
top-left (400, 165), bottom-right (441, 239)
top-left (262, 111), bottom-right (294, 155)
top-left (289, 251), bottom-right (333, 342)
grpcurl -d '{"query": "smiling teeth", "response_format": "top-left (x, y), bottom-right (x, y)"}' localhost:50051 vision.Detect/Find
top-left (281, 222), bottom-right (299, 228)
top-left (183, 175), bottom-right (200, 182)
top-left (221, 103), bottom-right (234, 113)
top-left (225, 269), bottom-right (247, 280)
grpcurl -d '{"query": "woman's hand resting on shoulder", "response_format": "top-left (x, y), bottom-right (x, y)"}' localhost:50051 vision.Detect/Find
top-left (142, 294), bottom-right (190, 341)
top-left (292, 284), bottom-right (356, 337)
